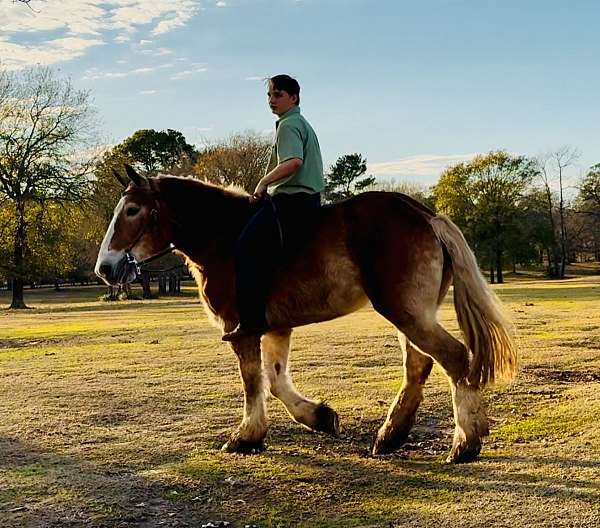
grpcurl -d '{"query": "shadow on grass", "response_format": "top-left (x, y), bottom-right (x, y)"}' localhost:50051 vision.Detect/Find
top-left (0, 437), bottom-right (226, 528)
top-left (2, 418), bottom-right (599, 528)
top-left (16, 298), bottom-right (203, 316)
top-left (172, 418), bottom-right (600, 527)
top-left (0, 284), bottom-right (201, 312)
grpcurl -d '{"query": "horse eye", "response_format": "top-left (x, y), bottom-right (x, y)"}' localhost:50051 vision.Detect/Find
top-left (126, 206), bottom-right (140, 217)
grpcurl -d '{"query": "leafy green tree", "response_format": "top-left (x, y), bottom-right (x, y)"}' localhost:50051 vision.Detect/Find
top-left (116, 129), bottom-right (198, 175)
top-left (0, 67), bottom-right (98, 308)
top-left (574, 163), bottom-right (600, 261)
top-left (579, 163), bottom-right (600, 210)
top-left (324, 153), bottom-right (376, 203)
top-left (432, 151), bottom-right (538, 283)
top-left (507, 189), bottom-right (555, 270)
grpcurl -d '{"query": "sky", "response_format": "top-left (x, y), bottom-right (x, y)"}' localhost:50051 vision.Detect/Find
top-left (1, 0), bottom-right (599, 185)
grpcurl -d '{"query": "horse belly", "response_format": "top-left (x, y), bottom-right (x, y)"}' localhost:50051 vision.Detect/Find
top-left (268, 253), bottom-right (368, 328)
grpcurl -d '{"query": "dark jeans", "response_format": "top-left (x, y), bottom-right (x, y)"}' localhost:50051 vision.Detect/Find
top-left (234, 192), bottom-right (321, 330)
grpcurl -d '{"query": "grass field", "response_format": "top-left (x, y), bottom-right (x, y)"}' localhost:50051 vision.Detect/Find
top-left (1, 277), bottom-right (600, 527)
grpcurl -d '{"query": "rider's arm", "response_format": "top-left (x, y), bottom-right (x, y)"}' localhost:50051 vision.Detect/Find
top-left (262, 157), bottom-right (303, 186)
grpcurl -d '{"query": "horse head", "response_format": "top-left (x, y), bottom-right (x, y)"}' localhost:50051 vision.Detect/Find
top-left (95, 165), bottom-right (173, 285)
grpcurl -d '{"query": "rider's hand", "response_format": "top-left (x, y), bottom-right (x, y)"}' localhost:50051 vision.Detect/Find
top-left (250, 181), bottom-right (268, 203)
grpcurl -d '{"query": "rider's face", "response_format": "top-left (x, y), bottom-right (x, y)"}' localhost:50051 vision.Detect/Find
top-left (267, 82), bottom-right (298, 116)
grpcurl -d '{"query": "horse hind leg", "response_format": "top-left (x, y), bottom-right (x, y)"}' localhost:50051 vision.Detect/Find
top-left (403, 320), bottom-right (489, 463)
top-left (373, 332), bottom-right (433, 455)
top-left (262, 329), bottom-right (340, 437)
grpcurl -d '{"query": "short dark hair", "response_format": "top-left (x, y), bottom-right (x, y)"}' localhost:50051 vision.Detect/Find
top-left (269, 74), bottom-right (300, 105)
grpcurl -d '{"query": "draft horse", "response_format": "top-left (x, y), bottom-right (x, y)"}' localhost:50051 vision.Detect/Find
top-left (95, 165), bottom-right (516, 463)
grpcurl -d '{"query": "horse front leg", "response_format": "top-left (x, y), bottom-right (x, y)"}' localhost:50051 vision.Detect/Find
top-left (262, 329), bottom-right (340, 436)
top-left (222, 334), bottom-right (269, 454)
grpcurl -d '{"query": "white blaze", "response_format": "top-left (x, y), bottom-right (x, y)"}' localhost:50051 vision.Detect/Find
top-left (94, 197), bottom-right (126, 279)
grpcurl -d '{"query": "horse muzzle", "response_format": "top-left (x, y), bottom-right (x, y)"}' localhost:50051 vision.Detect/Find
top-left (95, 255), bottom-right (137, 285)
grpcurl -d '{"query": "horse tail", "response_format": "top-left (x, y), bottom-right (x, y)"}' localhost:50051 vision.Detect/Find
top-left (430, 215), bottom-right (517, 386)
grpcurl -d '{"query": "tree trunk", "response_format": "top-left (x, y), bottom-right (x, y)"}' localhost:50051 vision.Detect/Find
top-left (10, 278), bottom-right (26, 309)
top-left (489, 264), bottom-right (495, 284)
top-left (496, 249), bottom-right (504, 284)
top-left (542, 183), bottom-right (561, 278)
top-left (10, 208), bottom-right (28, 309)
top-left (557, 161), bottom-right (568, 279)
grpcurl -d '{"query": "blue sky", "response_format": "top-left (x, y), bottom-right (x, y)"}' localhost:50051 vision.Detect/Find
top-left (1, 0), bottom-right (599, 184)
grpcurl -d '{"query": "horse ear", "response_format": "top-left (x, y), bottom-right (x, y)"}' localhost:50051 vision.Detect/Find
top-left (111, 168), bottom-right (128, 188)
top-left (124, 164), bottom-right (149, 187)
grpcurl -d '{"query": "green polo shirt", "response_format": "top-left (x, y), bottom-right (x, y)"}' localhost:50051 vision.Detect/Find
top-left (266, 106), bottom-right (324, 196)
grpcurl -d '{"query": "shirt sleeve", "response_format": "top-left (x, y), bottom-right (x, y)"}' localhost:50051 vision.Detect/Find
top-left (276, 122), bottom-right (304, 163)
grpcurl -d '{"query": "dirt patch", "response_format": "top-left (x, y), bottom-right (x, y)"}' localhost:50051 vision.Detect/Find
top-left (523, 366), bottom-right (600, 383)
top-left (0, 338), bottom-right (63, 350)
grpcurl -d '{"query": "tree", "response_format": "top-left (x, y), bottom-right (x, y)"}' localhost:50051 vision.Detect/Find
top-left (579, 163), bottom-right (600, 211)
top-left (508, 189), bottom-right (554, 270)
top-left (574, 163), bottom-right (600, 261)
top-left (432, 151), bottom-right (537, 283)
top-left (0, 67), bottom-right (98, 308)
top-left (195, 131), bottom-right (272, 193)
top-left (368, 179), bottom-right (435, 210)
top-left (115, 129), bottom-right (197, 175)
top-left (324, 153), bottom-right (376, 203)
top-left (537, 147), bottom-right (580, 278)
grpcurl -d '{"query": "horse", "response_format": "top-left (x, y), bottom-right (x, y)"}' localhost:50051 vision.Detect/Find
top-left (95, 165), bottom-right (516, 463)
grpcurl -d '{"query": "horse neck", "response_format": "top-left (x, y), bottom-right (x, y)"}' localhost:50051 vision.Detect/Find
top-left (158, 177), bottom-right (252, 266)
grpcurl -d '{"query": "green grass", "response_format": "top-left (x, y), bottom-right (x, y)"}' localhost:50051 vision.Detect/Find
top-left (1, 279), bottom-right (600, 527)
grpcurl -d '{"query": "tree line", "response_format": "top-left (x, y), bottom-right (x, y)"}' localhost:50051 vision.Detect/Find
top-left (1, 68), bottom-right (599, 308)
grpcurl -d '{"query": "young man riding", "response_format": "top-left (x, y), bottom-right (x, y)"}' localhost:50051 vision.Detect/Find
top-left (222, 74), bottom-right (324, 342)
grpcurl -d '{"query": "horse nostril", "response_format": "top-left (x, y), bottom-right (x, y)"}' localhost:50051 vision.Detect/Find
top-left (98, 264), bottom-right (112, 278)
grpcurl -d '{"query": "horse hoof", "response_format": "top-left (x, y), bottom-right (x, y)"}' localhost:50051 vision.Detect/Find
top-left (314, 403), bottom-right (340, 437)
top-left (372, 437), bottom-right (397, 456)
top-left (446, 442), bottom-right (481, 464)
top-left (221, 435), bottom-right (267, 454)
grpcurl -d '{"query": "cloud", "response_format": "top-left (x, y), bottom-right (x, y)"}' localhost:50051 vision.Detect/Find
top-left (0, 35), bottom-right (104, 70)
top-left (368, 153), bottom-right (478, 183)
top-left (81, 62), bottom-right (174, 80)
top-left (151, 2), bottom-right (199, 36)
top-left (0, 0), bottom-right (201, 69)
top-left (216, 1), bottom-right (227, 7)
top-left (140, 90), bottom-right (157, 95)
top-left (245, 75), bottom-right (265, 81)
top-left (170, 64), bottom-right (207, 80)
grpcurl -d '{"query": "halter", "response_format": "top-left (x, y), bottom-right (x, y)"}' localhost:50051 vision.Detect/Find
top-left (123, 199), bottom-right (175, 281)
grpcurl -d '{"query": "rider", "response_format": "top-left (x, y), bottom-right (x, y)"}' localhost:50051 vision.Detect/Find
top-left (222, 74), bottom-right (324, 342)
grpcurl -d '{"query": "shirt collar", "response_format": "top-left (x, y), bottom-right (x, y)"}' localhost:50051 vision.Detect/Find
top-left (276, 105), bottom-right (301, 123)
